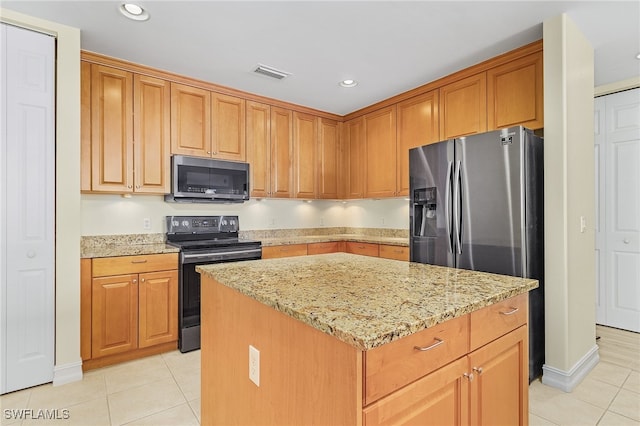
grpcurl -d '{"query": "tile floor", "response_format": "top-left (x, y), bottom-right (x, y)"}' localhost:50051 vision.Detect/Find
top-left (1, 325), bottom-right (638, 425)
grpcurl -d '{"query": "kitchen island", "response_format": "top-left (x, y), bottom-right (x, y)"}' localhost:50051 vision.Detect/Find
top-left (197, 253), bottom-right (537, 425)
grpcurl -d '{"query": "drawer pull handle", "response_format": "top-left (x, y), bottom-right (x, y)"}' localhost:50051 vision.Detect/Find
top-left (414, 337), bottom-right (444, 351)
top-left (499, 307), bottom-right (519, 316)
top-left (131, 260), bottom-right (148, 264)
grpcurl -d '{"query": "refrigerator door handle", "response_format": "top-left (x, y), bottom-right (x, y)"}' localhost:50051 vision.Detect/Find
top-left (445, 161), bottom-right (454, 253)
top-left (454, 160), bottom-right (462, 255)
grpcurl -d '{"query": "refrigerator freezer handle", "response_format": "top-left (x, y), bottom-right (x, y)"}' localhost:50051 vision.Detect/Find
top-left (446, 161), bottom-right (453, 254)
top-left (454, 160), bottom-right (462, 255)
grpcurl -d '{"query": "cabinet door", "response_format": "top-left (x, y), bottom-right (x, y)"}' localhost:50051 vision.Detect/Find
top-left (307, 242), bottom-right (340, 255)
top-left (212, 93), bottom-right (246, 161)
top-left (396, 91), bottom-right (439, 196)
top-left (91, 274), bottom-right (138, 358)
top-left (270, 107), bottom-right (293, 198)
top-left (440, 73), bottom-right (487, 139)
top-left (246, 101), bottom-right (271, 197)
top-left (378, 245), bottom-right (409, 261)
top-left (262, 244), bottom-right (308, 259)
top-left (487, 51), bottom-right (543, 131)
top-left (80, 61), bottom-right (92, 192)
top-left (363, 357), bottom-right (469, 426)
top-left (469, 325), bottom-right (528, 426)
top-left (134, 75), bottom-right (171, 194)
top-left (345, 242), bottom-right (379, 257)
top-left (170, 82), bottom-right (211, 157)
top-left (318, 118), bottom-right (340, 199)
top-left (344, 117), bottom-right (365, 198)
top-left (293, 112), bottom-right (318, 198)
top-left (365, 106), bottom-right (397, 198)
top-left (138, 270), bottom-right (178, 348)
top-left (91, 64), bottom-right (133, 192)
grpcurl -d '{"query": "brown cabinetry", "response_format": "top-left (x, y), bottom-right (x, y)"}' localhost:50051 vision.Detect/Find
top-left (270, 107), bottom-right (294, 198)
top-left (81, 63), bottom-right (170, 194)
top-left (396, 91), bottom-right (439, 196)
top-left (439, 73), bottom-right (487, 139)
top-left (378, 244), bottom-right (409, 261)
top-left (293, 112), bottom-right (318, 198)
top-left (487, 51), bottom-right (543, 131)
top-left (344, 117), bottom-right (365, 198)
top-left (262, 244), bottom-right (308, 259)
top-left (318, 118), bottom-right (341, 199)
top-left (345, 241), bottom-right (380, 257)
top-left (365, 106), bottom-right (397, 197)
top-left (171, 83), bottom-right (246, 161)
top-left (246, 101), bottom-right (272, 197)
top-left (307, 241), bottom-right (342, 255)
top-left (81, 253), bottom-right (178, 370)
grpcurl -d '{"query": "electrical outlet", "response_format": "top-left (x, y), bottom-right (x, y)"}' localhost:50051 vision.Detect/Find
top-left (249, 345), bottom-right (260, 386)
top-left (143, 218), bottom-right (151, 230)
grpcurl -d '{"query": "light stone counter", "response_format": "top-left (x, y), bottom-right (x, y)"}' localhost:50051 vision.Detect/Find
top-left (258, 233), bottom-right (408, 247)
top-left (197, 252), bottom-right (538, 351)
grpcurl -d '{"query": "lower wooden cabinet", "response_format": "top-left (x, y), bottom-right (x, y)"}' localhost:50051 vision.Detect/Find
top-left (378, 244), bottom-right (409, 261)
top-left (345, 241), bottom-right (379, 257)
top-left (363, 294), bottom-right (528, 426)
top-left (262, 244), bottom-right (308, 259)
top-left (307, 241), bottom-right (344, 255)
top-left (81, 253), bottom-right (178, 370)
top-left (264, 241), bottom-right (407, 260)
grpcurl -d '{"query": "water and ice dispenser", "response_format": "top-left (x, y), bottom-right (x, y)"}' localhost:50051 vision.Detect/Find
top-left (413, 187), bottom-right (437, 237)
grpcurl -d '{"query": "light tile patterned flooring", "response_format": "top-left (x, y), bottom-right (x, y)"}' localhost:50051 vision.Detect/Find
top-left (1, 325), bottom-right (638, 425)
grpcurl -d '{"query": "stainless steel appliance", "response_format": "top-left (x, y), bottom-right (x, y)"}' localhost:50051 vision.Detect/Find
top-left (166, 215), bottom-right (261, 352)
top-left (409, 125), bottom-right (544, 380)
top-left (165, 155), bottom-right (250, 203)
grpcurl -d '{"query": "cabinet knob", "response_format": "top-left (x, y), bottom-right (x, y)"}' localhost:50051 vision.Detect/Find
top-left (207, 151), bottom-right (212, 155)
top-left (128, 185), bottom-right (132, 189)
top-left (463, 372), bottom-right (474, 382)
top-left (473, 367), bottom-right (483, 375)
top-left (133, 279), bottom-right (137, 284)
top-left (624, 239), bottom-right (630, 244)
top-left (141, 278), bottom-right (145, 282)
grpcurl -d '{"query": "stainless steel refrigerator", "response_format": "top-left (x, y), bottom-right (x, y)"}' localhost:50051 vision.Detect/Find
top-left (409, 125), bottom-right (544, 381)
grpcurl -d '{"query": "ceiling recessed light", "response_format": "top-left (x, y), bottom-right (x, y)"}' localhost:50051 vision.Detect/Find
top-left (339, 79), bottom-right (358, 88)
top-left (119, 3), bottom-right (150, 21)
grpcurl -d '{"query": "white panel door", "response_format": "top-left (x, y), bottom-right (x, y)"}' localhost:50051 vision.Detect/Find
top-left (596, 88), bottom-right (640, 332)
top-left (594, 97), bottom-right (605, 324)
top-left (0, 23), bottom-right (55, 394)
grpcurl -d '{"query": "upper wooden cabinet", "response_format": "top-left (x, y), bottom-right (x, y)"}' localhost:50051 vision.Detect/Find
top-left (171, 83), bottom-right (246, 161)
top-left (293, 112), bottom-right (318, 198)
top-left (82, 63), bottom-right (170, 194)
top-left (365, 106), bottom-right (397, 198)
top-left (487, 51), bottom-right (543, 131)
top-left (344, 117), bottom-right (365, 199)
top-left (439, 73), bottom-right (487, 140)
top-left (396, 91), bottom-right (440, 196)
top-left (246, 101), bottom-right (271, 197)
top-left (133, 74), bottom-right (171, 193)
top-left (170, 82), bottom-right (211, 157)
top-left (89, 64), bottom-right (134, 193)
top-left (211, 93), bottom-right (246, 161)
top-left (270, 107), bottom-right (294, 198)
top-left (318, 118), bottom-right (341, 199)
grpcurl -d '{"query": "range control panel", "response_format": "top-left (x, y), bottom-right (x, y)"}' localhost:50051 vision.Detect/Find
top-left (166, 215), bottom-right (239, 234)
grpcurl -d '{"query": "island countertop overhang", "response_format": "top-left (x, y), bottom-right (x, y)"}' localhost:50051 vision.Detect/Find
top-left (196, 252), bottom-right (538, 351)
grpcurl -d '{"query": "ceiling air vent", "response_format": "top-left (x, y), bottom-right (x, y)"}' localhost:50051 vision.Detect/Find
top-left (253, 64), bottom-right (291, 80)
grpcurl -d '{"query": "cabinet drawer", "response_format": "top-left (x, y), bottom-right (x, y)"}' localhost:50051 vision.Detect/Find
top-left (262, 244), bottom-right (308, 259)
top-left (364, 314), bottom-right (469, 405)
top-left (378, 245), bottom-right (409, 261)
top-left (346, 242), bottom-right (379, 257)
top-left (470, 293), bottom-right (528, 350)
top-left (92, 253), bottom-right (178, 277)
top-left (307, 241), bottom-right (339, 255)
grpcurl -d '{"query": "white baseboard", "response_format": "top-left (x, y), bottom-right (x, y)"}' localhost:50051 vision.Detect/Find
top-left (53, 361), bottom-right (83, 386)
top-left (542, 345), bottom-right (600, 392)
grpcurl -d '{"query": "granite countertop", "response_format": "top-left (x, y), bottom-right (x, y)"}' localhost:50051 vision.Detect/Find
top-left (259, 234), bottom-right (409, 247)
top-left (197, 253), bottom-right (538, 351)
top-left (81, 243), bottom-right (179, 259)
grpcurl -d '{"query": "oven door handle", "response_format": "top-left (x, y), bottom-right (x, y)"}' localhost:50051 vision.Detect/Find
top-left (181, 248), bottom-right (262, 261)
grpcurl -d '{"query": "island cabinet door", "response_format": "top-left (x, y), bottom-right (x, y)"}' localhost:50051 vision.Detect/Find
top-left (468, 325), bottom-right (528, 426)
top-left (363, 356), bottom-right (469, 426)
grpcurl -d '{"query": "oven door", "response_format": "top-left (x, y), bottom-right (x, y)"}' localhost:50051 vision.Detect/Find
top-left (178, 244), bottom-right (261, 352)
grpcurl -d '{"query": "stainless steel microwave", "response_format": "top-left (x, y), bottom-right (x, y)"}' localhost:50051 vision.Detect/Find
top-left (164, 155), bottom-right (250, 203)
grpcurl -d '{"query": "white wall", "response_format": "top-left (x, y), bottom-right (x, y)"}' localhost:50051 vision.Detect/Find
top-left (0, 8), bottom-right (81, 384)
top-left (81, 195), bottom-right (410, 235)
top-left (542, 14), bottom-right (598, 391)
